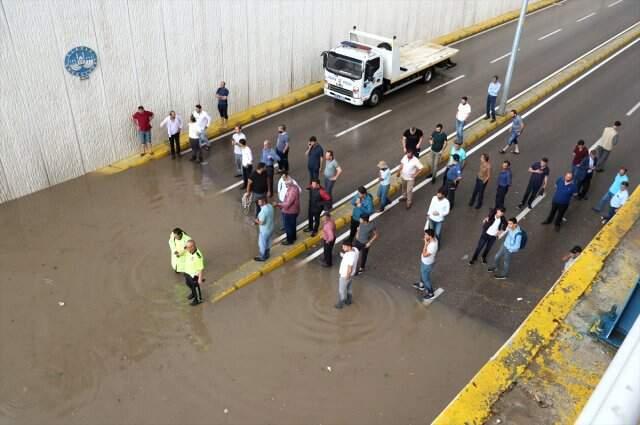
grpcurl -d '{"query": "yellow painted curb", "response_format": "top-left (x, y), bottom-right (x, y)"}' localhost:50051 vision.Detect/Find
top-left (95, 0), bottom-right (558, 176)
top-left (432, 188), bottom-right (640, 425)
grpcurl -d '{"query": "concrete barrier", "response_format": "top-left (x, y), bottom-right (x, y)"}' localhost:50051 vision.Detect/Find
top-left (432, 187), bottom-right (640, 424)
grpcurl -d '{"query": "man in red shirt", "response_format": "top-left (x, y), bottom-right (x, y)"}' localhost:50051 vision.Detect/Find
top-left (571, 140), bottom-right (588, 177)
top-left (132, 105), bottom-right (154, 156)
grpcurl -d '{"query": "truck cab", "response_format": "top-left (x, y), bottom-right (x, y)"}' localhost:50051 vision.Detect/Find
top-left (323, 29), bottom-right (458, 107)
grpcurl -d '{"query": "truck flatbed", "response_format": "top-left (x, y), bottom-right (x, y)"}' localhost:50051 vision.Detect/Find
top-left (395, 41), bottom-right (458, 83)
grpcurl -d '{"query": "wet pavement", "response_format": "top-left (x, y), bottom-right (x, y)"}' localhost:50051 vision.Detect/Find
top-left (1, 1), bottom-right (639, 424)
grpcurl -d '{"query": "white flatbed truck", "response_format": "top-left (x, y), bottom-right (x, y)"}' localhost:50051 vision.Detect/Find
top-left (322, 28), bottom-right (459, 106)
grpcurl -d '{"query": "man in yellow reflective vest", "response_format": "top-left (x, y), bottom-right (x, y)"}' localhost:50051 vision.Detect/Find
top-left (168, 228), bottom-right (191, 272)
top-left (181, 239), bottom-right (205, 305)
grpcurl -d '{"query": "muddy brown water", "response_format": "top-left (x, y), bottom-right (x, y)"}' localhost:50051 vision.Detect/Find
top-left (0, 161), bottom-right (506, 424)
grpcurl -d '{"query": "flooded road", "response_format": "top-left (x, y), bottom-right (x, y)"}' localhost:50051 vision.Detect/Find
top-left (0, 159), bottom-right (507, 424)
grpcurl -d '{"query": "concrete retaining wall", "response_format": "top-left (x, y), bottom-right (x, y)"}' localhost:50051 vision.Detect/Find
top-left (0, 0), bottom-right (523, 202)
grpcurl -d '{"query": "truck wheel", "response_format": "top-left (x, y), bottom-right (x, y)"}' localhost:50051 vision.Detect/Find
top-left (368, 89), bottom-right (382, 107)
top-left (421, 67), bottom-right (434, 83)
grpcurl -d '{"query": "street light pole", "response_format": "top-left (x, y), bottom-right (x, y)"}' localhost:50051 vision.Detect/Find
top-left (498, 0), bottom-right (529, 115)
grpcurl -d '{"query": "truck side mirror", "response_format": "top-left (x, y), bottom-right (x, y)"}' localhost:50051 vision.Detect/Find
top-left (321, 51), bottom-right (328, 68)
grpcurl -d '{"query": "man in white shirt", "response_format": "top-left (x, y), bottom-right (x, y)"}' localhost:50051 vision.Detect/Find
top-left (336, 242), bottom-right (359, 309)
top-left (160, 111), bottom-right (183, 159)
top-left (231, 125), bottom-right (246, 177)
top-left (469, 207), bottom-right (507, 265)
top-left (425, 189), bottom-right (450, 241)
top-left (602, 181), bottom-right (629, 224)
top-left (412, 229), bottom-right (438, 300)
top-left (561, 245), bottom-right (582, 272)
top-left (455, 96), bottom-right (471, 145)
top-left (192, 104), bottom-right (211, 149)
top-left (397, 150), bottom-right (424, 210)
top-left (239, 139), bottom-right (253, 189)
top-left (187, 115), bottom-right (203, 163)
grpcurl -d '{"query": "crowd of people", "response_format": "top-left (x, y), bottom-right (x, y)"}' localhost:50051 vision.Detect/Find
top-left (161, 77), bottom-right (630, 308)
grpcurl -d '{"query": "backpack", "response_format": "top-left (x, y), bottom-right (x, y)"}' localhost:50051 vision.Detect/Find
top-left (319, 187), bottom-right (331, 202)
top-left (517, 229), bottom-right (528, 250)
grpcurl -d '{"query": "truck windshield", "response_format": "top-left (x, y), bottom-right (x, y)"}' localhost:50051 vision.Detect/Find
top-left (326, 52), bottom-right (363, 80)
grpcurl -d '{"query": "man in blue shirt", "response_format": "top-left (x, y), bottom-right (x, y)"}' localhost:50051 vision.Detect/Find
top-left (275, 125), bottom-right (290, 172)
top-left (261, 140), bottom-right (280, 197)
top-left (488, 217), bottom-right (523, 279)
top-left (500, 110), bottom-right (525, 155)
top-left (349, 186), bottom-right (374, 242)
top-left (542, 172), bottom-right (577, 229)
top-left (494, 160), bottom-right (512, 210)
top-left (215, 81), bottom-right (229, 127)
top-left (593, 167), bottom-right (629, 212)
top-left (443, 154), bottom-right (463, 209)
top-left (485, 75), bottom-right (501, 122)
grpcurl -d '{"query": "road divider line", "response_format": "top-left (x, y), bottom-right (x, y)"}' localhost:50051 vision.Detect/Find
top-left (490, 52), bottom-right (512, 64)
top-left (538, 28), bottom-right (563, 41)
top-left (608, 0), bottom-right (623, 7)
top-left (334, 109), bottom-right (393, 138)
top-left (448, 0), bottom-right (561, 47)
top-left (626, 100), bottom-right (640, 116)
top-left (209, 22), bottom-right (640, 304)
top-left (426, 75), bottom-right (466, 93)
top-left (219, 180), bottom-right (244, 194)
top-left (576, 12), bottom-right (597, 23)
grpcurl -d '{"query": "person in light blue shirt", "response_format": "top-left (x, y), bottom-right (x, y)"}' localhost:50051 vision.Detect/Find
top-left (448, 142), bottom-right (467, 167)
top-left (261, 140), bottom-right (280, 197)
top-left (500, 110), bottom-right (525, 155)
top-left (254, 198), bottom-right (274, 261)
top-left (488, 217), bottom-right (523, 279)
top-left (593, 167), bottom-right (629, 212)
top-left (377, 161), bottom-right (392, 212)
top-left (485, 76), bottom-right (501, 122)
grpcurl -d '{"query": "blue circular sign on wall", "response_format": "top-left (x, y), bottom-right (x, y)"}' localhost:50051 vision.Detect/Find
top-left (64, 46), bottom-right (97, 79)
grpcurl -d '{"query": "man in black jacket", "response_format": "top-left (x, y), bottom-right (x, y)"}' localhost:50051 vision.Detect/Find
top-left (468, 207), bottom-right (507, 265)
top-left (303, 179), bottom-right (328, 237)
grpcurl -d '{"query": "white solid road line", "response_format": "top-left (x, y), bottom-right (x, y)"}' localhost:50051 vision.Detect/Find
top-left (608, 0), bottom-right (624, 7)
top-left (334, 109), bottom-right (393, 138)
top-left (538, 28), bottom-right (563, 41)
top-left (626, 101), bottom-right (640, 116)
top-left (449, 1), bottom-right (561, 47)
top-left (298, 37), bottom-right (639, 267)
top-left (490, 52), bottom-right (512, 64)
top-left (219, 180), bottom-right (244, 193)
top-left (576, 12), bottom-right (597, 23)
top-left (426, 75), bottom-right (466, 94)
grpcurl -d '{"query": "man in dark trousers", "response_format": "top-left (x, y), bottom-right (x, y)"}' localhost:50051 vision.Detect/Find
top-left (542, 172), bottom-right (577, 230)
top-left (181, 239), bottom-right (205, 306)
top-left (494, 160), bottom-right (512, 210)
top-left (304, 179), bottom-right (327, 237)
top-left (443, 154), bottom-right (463, 208)
top-left (305, 136), bottom-right (324, 182)
top-left (468, 207), bottom-right (507, 265)
top-left (353, 214), bottom-right (379, 274)
top-left (577, 150), bottom-right (598, 200)
top-left (246, 162), bottom-right (268, 216)
top-left (518, 158), bottom-right (550, 209)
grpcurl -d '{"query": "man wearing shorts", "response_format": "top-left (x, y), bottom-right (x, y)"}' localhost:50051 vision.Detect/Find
top-left (500, 110), bottom-right (524, 154)
top-left (132, 106), bottom-right (154, 156)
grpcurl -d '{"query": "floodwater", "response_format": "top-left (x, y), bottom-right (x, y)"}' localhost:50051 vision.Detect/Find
top-left (0, 159), bottom-right (507, 424)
